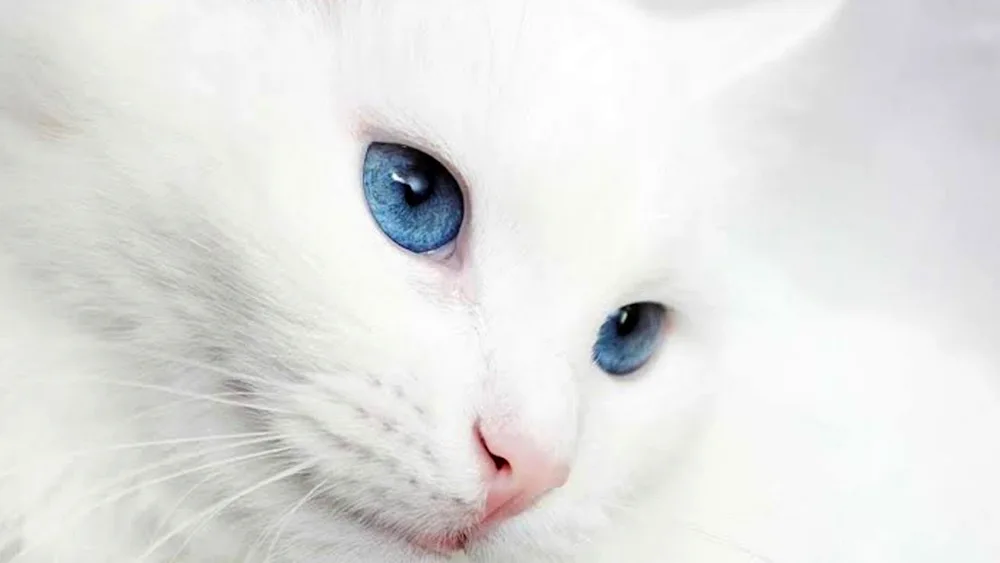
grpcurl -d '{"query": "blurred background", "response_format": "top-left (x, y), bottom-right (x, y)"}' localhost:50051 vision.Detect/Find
top-left (715, 0), bottom-right (999, 356)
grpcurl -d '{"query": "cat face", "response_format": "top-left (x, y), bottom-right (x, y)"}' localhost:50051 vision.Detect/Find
top-left (0, 0), bottom-right (842, 560)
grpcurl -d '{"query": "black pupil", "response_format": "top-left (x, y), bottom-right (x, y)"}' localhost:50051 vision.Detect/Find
top-left (397, 170), bottom-right (433, 206)
top-left (615, 305), bottom-right (640, 337)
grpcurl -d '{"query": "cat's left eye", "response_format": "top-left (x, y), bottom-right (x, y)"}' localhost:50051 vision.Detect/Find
top-left (592, 302), bottom-right (668, 377)
top-left (362, 142), bottom-right (465, 255)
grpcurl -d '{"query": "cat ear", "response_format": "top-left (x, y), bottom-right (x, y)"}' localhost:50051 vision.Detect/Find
top-left (640, 0), bottom-right (845, 97)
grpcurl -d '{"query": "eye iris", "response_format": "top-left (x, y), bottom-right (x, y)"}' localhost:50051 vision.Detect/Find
top-left (362, 142), bottom-right (464, 254)
top-left (593, 302), bottom-right (667, 377)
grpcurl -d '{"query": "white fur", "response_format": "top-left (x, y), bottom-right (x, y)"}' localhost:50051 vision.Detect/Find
top-left (1, 0), bottom-right (998, 562)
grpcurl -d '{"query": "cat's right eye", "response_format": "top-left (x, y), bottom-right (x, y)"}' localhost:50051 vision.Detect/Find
top-left (362, 142), bottom-right (465, 254)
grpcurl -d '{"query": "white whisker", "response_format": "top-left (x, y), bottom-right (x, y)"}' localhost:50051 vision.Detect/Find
top-left (141, 461), bottom-right (313, 562)
top-left (0, 432), bottom-right (284, 482)
top-left (121, 391), bottom-right (294, 423)
top-left (149, 471), bottom-right (221, 543)
top-left (259, 478), bottom-right (328, 563)
top-left (7, 446), bottom-right (299, 563)
top-left (65, 441), bottom-right (296, 515)
top-left (0, 377), bottom-right (294, 416)
top-left (671, 519), bottom-right (777, 563)
top-left (93, 345), bottom-right (306, 392)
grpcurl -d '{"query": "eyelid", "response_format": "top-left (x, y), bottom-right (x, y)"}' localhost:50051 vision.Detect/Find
top-left (355, 116), bottom-right (473, 208)
top-left (354, 114), bottom-right (457, 175)
top-left (421, 239), bottom-right (458, 262)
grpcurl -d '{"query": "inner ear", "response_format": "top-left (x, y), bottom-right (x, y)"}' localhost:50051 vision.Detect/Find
top-left (642, 0), bottom-right (847, 98)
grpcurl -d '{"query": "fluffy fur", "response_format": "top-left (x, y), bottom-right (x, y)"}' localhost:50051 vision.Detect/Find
top-left (1, 0), bottom-right (998, 562)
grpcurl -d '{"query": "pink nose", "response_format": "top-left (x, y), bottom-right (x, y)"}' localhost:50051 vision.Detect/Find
top-left (474, 423), bottom-right (570, 526)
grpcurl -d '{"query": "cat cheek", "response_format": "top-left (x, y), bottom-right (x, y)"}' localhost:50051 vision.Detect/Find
top-left (454, 269), bottom-right (478, 304)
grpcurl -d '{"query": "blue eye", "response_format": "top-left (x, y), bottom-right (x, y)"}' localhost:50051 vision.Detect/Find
top-left (362, 142), bottom-right (465, 254)
top-left (592, 302), bottom-right (668, 376)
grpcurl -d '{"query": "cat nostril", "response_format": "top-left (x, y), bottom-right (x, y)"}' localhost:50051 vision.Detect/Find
top-left (475, 426), bottom-right (507, 476)
top-left (473, 422), bottom-right (570, 527)
top-left (489, 452), bottom-right (507, 472)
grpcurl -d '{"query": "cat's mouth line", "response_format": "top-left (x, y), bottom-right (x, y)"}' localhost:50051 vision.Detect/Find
top-left (408, 516), bottom-right (510, 555)
top-left (293, 463), bottom-right (488, 555)
top-left (280, 416), bottom-right (495, 553)
top-left (409, 530), bottom-right (473, 555)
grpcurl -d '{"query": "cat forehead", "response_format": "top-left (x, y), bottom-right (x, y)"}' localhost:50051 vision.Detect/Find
top-left (333, 0), bottom-right (692, 275)
top-left (338, 0), bottom-right (669, 137)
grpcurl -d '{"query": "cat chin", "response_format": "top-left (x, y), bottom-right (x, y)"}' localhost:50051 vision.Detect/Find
top-left (313, 484), bottom-right (620, 562)
top-left (266, 502), bottom-right (597, 563)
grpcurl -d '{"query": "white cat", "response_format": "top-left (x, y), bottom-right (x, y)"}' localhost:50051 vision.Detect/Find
top-left (1, 1), bottom-right (998, 562)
